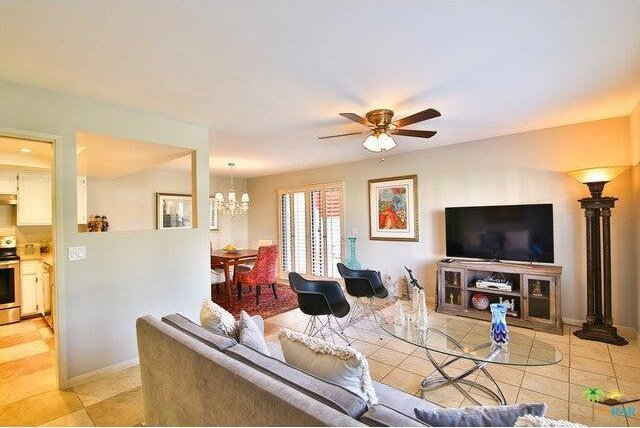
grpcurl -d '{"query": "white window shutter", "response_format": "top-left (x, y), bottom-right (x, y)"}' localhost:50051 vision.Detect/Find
top-left (278, 183), bottom-right (344, 279)
top-left (293, 191), bottom-right (307, 274)
top-left (324, 187), bottom-right (343, 278)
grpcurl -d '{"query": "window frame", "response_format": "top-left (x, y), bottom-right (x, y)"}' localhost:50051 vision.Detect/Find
top-left (277, 182), bottom-right (345, 279)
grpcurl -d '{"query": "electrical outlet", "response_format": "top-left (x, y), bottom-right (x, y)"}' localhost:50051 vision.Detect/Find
top-left (68, 246), bottom-right (87, 261)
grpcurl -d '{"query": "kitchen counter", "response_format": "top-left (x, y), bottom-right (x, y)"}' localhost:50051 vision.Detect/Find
top-left (17, 250), bottom-right (54, 266)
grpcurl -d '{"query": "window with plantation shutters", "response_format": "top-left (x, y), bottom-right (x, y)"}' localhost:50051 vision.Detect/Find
top-left (280, 193), bottom-right (292, 272)
top-left (278, 182), bottom-right (345, 279)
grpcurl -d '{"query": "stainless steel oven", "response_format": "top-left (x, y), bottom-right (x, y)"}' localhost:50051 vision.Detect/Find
top-left (0, 261), bottom-right (20, 325)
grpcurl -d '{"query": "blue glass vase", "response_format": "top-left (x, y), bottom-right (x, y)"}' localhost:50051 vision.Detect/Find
top-left (345, 237), bottom-right (362, 270)
top-left (490, 303), bottom-right (509, 347)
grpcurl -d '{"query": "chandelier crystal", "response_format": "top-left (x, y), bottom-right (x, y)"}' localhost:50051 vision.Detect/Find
top-left (214, 162), bottom-right (249, 219)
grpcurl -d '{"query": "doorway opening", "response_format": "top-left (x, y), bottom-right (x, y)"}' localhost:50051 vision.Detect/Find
top-left (0, 131), bottom-right (59, 402)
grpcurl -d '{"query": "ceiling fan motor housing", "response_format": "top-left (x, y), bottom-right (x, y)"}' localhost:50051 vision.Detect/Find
top-left (365, 109), bottom-right (394, 127)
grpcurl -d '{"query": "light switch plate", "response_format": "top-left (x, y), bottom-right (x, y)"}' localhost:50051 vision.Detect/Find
top-left (68, 246), bottom-right (87, 261)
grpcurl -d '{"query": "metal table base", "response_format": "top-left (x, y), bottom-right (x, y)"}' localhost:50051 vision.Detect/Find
top-left (418, 329), bottom-right (507, 405)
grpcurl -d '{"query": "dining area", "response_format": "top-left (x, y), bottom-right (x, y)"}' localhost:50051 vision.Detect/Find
top-left (210, 240), bottom-right (300, 318)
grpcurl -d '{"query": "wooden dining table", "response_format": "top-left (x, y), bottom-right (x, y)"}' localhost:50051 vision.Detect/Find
top-left (211, 249), bottom-right (258, 301)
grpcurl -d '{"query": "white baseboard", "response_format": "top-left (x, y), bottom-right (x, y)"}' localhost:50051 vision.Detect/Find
top-left (62, 357), bottom-right (139, 389)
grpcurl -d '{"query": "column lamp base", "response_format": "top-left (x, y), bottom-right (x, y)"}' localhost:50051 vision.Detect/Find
top-left (574, 322), bottom-right (628, 346)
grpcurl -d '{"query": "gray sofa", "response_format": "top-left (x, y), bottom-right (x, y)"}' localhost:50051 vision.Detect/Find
top-left (137, 313), bottom-right (439, 426)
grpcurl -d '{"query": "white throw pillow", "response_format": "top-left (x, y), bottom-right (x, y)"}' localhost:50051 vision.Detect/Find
top-left (199, 299), bottom-right (238, 338)
top-left (238, 310), bottom-right (270, 355)
top-left (515, 415), bottom-right (587, 427)
top-left (278, 328), bottom-right (378, 407)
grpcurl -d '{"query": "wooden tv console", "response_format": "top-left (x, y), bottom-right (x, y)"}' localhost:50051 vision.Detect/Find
top-left (436, 260), bottom-right (563, 334)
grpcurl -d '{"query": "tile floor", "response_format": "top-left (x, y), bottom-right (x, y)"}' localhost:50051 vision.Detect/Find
top-left (1, 309), bottom-right (639, 426)
top-left (0, 317), bottom-right (144, 427)
top-left (263, 305), bottom-right (640, 427)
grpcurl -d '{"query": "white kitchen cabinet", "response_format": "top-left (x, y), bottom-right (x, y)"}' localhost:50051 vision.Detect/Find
top-left (77, 175), bottom-right (87, 224)
top-left (42, 263), bottom-right (52, 312)
top-left (36, 274), bottom-right (45, 316)
top-left (17, 172), bottom-right (52, 225)
top-left (21, 275), bottom-right (38, 316)
top-left (21, 260), bottom-right (42, 316)
top-left (0, 169), bottom-right (18, 194)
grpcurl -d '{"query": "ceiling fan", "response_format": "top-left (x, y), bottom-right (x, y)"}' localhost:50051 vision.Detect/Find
top-left (318, 107), bottom-right (441, 153)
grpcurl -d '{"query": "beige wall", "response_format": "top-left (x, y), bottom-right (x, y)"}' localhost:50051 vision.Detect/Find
top-left (0, 80), bottom-right (210, 385)
top-left (0, 205), bottom-right (52, 249)
top-left (631, 100), bottom-right (640, 333)
top-left (86, 165), bottom-right (192, 232)
top-left (210, 175), bottom-right (249, 249)
top-left (248, 116), bottom-right (637, 327)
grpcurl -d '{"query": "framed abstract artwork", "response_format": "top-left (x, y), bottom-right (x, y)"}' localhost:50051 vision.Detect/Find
top-left (368, 175), bottom-right (418, 241)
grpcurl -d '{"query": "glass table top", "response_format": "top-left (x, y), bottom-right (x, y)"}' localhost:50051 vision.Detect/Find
top-left (380, 313), bottom-right (563, 367)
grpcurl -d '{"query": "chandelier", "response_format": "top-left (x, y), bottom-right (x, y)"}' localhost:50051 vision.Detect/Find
top-left (214, 162), bottom-right (249, 218)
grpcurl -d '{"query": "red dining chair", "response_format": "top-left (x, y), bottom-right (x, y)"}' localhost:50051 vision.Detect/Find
top-left (235, 244), bottom-right (278, 305)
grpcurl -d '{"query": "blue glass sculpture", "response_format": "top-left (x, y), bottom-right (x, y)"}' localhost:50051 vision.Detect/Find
top-left (345, 237), bottom-right (362, 270)
top-left (490, 303), bottom-right (509, 347)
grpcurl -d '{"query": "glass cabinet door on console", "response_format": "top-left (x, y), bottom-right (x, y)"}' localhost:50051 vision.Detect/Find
top-left (523, 274), bottom-right (556, 325)
top-left (439, 268), bottom-right (465, 310)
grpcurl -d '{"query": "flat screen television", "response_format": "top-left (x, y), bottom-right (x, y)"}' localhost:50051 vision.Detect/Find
top-left (445, 204), bottom-right (554, 263)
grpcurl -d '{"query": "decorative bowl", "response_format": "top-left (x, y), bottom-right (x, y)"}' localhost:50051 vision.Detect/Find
top-left (471, 293), bottom-right (490, 311)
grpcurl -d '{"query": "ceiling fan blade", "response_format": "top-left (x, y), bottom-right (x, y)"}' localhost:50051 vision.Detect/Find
top-left (318, 131), bottom-right (364, 140)
top-left (339, 112), bottom-right (371, 126)
top-left (394, 129), bottom-right (437, 138)
top-left (393, 108), bottom-right (441, 128)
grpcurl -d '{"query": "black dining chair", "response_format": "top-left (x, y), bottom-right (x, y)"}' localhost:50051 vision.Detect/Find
top-left (288, 272), bottom-right (351, 344)
top-left (337, 263), bottom-right (388, 336)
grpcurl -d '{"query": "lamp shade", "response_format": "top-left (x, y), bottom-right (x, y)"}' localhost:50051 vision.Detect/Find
top-left (377, 133), bottom-right (397, 151)
top-left (567, 166), bottom-right (629, 184)
top-left (363, 134), bottom-right (382, 152)
top-left (362, 132), bottom-right (397, 153)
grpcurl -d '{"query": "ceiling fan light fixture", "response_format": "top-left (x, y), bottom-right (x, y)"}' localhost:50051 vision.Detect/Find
top-left (362, 132), bottom-right (396, 153)
top-left (363, 134), bottom-right (381, 152)
top-left (378, 132), bottom-right (397, 151)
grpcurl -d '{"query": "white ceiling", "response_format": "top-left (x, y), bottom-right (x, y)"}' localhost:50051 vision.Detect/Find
top-left (1, 0), bottom-right (639, 178)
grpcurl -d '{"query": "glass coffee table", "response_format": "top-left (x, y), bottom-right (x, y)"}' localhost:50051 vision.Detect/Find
top-left (380, 315), bottom-right (563, 405)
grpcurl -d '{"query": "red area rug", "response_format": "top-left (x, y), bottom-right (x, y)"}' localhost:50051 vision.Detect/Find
top-left (212, 282), bottom-right (299, 319)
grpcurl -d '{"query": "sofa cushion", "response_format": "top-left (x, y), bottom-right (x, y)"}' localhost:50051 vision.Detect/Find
top-left (200, 299), bottom-right (238, 338)
top-left (373, 381), bottom-right (439, 420)
top-left (359, 405), bottom-right (427, 427)
top-left (225, 343), bottom-right (368, 419)
top-left (515, 415), bottom-right (587, 427)
top-left (238, 310), bottom-right (271, 355)
top-left (279, 328), bottom-right (378, 407)
top-left (161, 313), bottom-right (237, 351)
top-left (266, 341), bottom-right (285, 361)
top-left (414, 403), bottom-right (547, 427)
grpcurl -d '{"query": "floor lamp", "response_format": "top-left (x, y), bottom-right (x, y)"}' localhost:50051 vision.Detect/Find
top-left (568, 166), bottom-right (629, 346)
